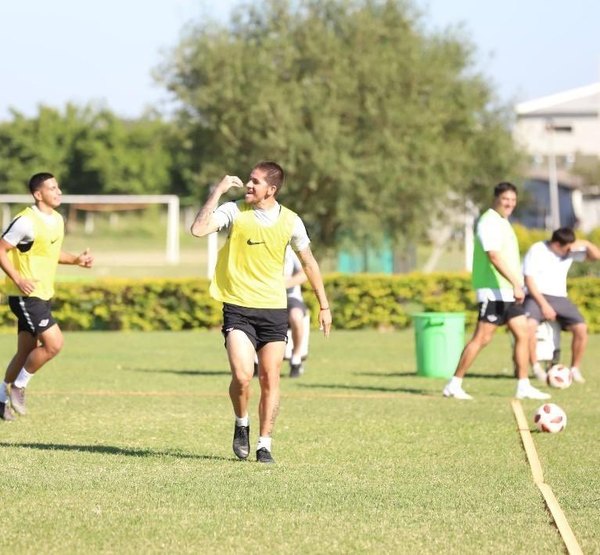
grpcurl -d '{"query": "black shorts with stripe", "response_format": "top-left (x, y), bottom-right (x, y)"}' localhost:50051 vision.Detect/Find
top-left (8, 296), bottom-right (57, 336)
top-left (222, 303), bottom-right (288, 350)
top-left (477, 300), bottom-right (525, 326)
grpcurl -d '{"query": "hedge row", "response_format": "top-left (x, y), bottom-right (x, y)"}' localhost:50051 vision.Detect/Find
top-left (1, 273), bottom-right (599, 332)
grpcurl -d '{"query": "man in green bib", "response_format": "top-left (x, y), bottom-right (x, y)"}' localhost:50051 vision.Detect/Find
top-left (191, 161), bottom-right (331, 463)
top-left (442, 182), bottom-right (550, 401)
top-left (0, 173), bottom-right (94, 421)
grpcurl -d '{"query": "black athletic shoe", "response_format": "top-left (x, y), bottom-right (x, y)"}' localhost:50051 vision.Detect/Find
top-left (289, 363), bottom-right (304, 378)
top-left (233, 424), bottom-right (250, 459)
top-left (0, 402), bottom-right (15, 422)
top-left (256, 447), bottom-right (275, 464)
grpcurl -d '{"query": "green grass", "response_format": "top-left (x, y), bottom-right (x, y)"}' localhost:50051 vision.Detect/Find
top-left (0, 329), bottom-right (598, 553)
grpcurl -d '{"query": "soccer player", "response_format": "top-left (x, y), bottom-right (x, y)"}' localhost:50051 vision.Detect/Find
top-left (0, 173), bottom-right (94, 421)
top-left (523, 227), bottom-right (600, 383)
top-left (284, 245), bottom-right (309, 378)
top-left (191, 161), bottom-right (331, 463)
top-left (442, 182), bottom-right (550, 401)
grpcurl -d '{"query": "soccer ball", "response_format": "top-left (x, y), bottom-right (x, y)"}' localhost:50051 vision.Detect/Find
top-left (533, 403), bottom-right (567, 433)
top-left (546, 364), bottom-right (572, 389)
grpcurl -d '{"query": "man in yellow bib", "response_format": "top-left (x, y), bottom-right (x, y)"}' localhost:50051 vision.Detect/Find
top-left (0, 173), bottom-right (93, 421)
top-left (191, 161), bottom-right (331, 463)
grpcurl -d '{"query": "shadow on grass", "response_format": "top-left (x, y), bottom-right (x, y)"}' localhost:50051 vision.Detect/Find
top-left (465, 372), bottom-right (515, 380)
top-left (297, 383), bottom-right (430, 395)
top-left (128, 368), bottom-right (230, 377)
top-left (0, 441), bottom-right (231, 461)
top-left (354, 371), bottom-right (418, 378)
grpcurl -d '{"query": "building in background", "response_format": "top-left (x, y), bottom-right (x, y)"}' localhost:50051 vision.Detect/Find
top-left (514, 82), bottom-right (600, 231)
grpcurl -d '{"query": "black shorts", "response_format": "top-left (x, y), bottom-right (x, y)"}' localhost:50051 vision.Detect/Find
top-left (222, 303), bottom-right (288, 350)
top-left (287, 297), bottom-right (307, 315)
top-left (523, 294), bottom-right (585, 328)
top-left (477, 300), bottom-right (525, 326)
top-left (8, 296), bottom-right (57, 336)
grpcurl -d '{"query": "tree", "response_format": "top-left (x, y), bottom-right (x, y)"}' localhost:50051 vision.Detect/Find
top-left (158, 0), bottom-right (521, 250)
top-left (0, 104), bottom-right (180, 196)
top-left (0, 105), bottom-right (84, 194)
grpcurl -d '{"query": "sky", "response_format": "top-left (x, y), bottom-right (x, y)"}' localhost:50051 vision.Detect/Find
top-left (1, 0), bottom-right (599, 121)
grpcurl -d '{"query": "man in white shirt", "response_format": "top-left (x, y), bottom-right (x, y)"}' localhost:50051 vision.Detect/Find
top-left (523, 227), bottom-right (600, 383)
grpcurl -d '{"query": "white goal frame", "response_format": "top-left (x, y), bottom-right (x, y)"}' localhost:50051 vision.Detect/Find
top-left (0, 194), bottom-right (180, 264)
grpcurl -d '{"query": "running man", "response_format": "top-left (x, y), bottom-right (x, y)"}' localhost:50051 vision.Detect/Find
top-left (0, 173), bottom-right (93, 421)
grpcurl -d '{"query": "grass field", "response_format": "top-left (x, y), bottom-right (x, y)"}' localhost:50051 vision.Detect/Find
top-left (0, 329), bottom-right (598, 553)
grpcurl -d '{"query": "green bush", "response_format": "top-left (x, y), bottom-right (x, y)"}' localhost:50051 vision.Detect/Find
top-left (2, 273), bottom-right (600, 332)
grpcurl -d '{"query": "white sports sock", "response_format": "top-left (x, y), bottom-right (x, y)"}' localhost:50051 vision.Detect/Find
top-left (533, 362), bottom-right (544, 372)
top-left (570, 366), bottom-right (579, 373)
top-left (449, 376), bottom-right (463, 388)
top-left (517, 378), bottom-right (531, 389)
top-left (235, 414), bottom-right (249, 427)
top-left (257, 436), bottom-right (272, 452)
top-left (291, 355), bottom-right (302, 365)
top-left (0, 382), bottom-right (8, 403)
top-left (14, 368), bottom-right (33, 389)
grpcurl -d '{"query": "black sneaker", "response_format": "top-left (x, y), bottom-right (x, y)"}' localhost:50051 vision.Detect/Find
top-left (233, 424), bottom-right (250, 459)
top-left (289, 363), bottom-right (304, 378)
top-left (256, 447), bottom-right (275, 464)
top-left (0, 402), bottom-right (15, 422)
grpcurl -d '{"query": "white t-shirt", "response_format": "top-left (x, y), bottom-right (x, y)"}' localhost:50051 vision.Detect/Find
top-left (2, 206), bottom-right (60, 247)
top-left (475, 210), bottom-right (518, 302)
top-left (212, 200), bottom-right (310, 252)
top-left (522, 241), bottom-right (586, 297)
top-left (284, 245), bottom-right (304, 301)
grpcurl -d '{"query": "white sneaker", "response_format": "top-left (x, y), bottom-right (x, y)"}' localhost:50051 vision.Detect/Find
top-left (516, 384), bottom-right (551, 400)
top-left (532, 366), bottom-right (547, 382)
top-left (570, 367), bottom-right (586, 383)
top-left (443, 384), bottom-right (473, 400)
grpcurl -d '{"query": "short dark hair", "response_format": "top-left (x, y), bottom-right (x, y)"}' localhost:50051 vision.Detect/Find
top-left (254, 161), bottom-right (284, 192)
top-left (493, 181), bottom-right (517, 197)
top-left (551, 227), bottom-right (576, 245)
top-left (28, 172), bottom-right (54, 195)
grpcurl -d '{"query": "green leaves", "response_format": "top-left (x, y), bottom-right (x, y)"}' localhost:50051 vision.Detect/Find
top-left (160, 0), bottom-right (520, 249)
top-left (0, 104), bottom-right (180, 196)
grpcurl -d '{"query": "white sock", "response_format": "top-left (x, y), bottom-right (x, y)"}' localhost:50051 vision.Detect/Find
top-left (449, 376), bottom-right (463, 388)
top-left (517, 378), bottom-right (530, 389)
top-left (257, 436), bottom-right (272, 452)
top-left (291, 355), bottom-right (302, 365)
top-left (571, 366), bottom-right (579, 373)
top-left (14, 368), bottom-right (33, 389)
top-left (533, 362), bottom-right (544, 372)
top-left (0, 382), bottom-right (8, 403)
top-left (235, 414), bottom-right (249, 427)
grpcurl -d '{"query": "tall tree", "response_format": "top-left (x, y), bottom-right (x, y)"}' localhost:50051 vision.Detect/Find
top-left (158, 0), bottom-right (521, 249)
top-left (0, 104), bottom-right (180, 196)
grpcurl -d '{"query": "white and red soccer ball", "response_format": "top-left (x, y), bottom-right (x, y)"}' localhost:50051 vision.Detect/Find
top-left (546, 364), bottom-right (572, 389)
top-left (533, 403), bottom-right (567, 433)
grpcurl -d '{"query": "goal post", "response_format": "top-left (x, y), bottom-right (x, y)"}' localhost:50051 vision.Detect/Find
top-left (0, 194), bottom-right (180, 264)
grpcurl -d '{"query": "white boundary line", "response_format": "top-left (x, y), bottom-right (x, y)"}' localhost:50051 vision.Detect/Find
top-left (511, 399), bottom-right (583, 555)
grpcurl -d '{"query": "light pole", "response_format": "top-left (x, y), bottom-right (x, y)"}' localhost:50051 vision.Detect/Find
top-left (545, 119), bottom-right (572, 230)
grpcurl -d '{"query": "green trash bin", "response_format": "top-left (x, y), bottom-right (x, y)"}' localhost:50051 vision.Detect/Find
top-left (413, 312), bottom-right (465, 378)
